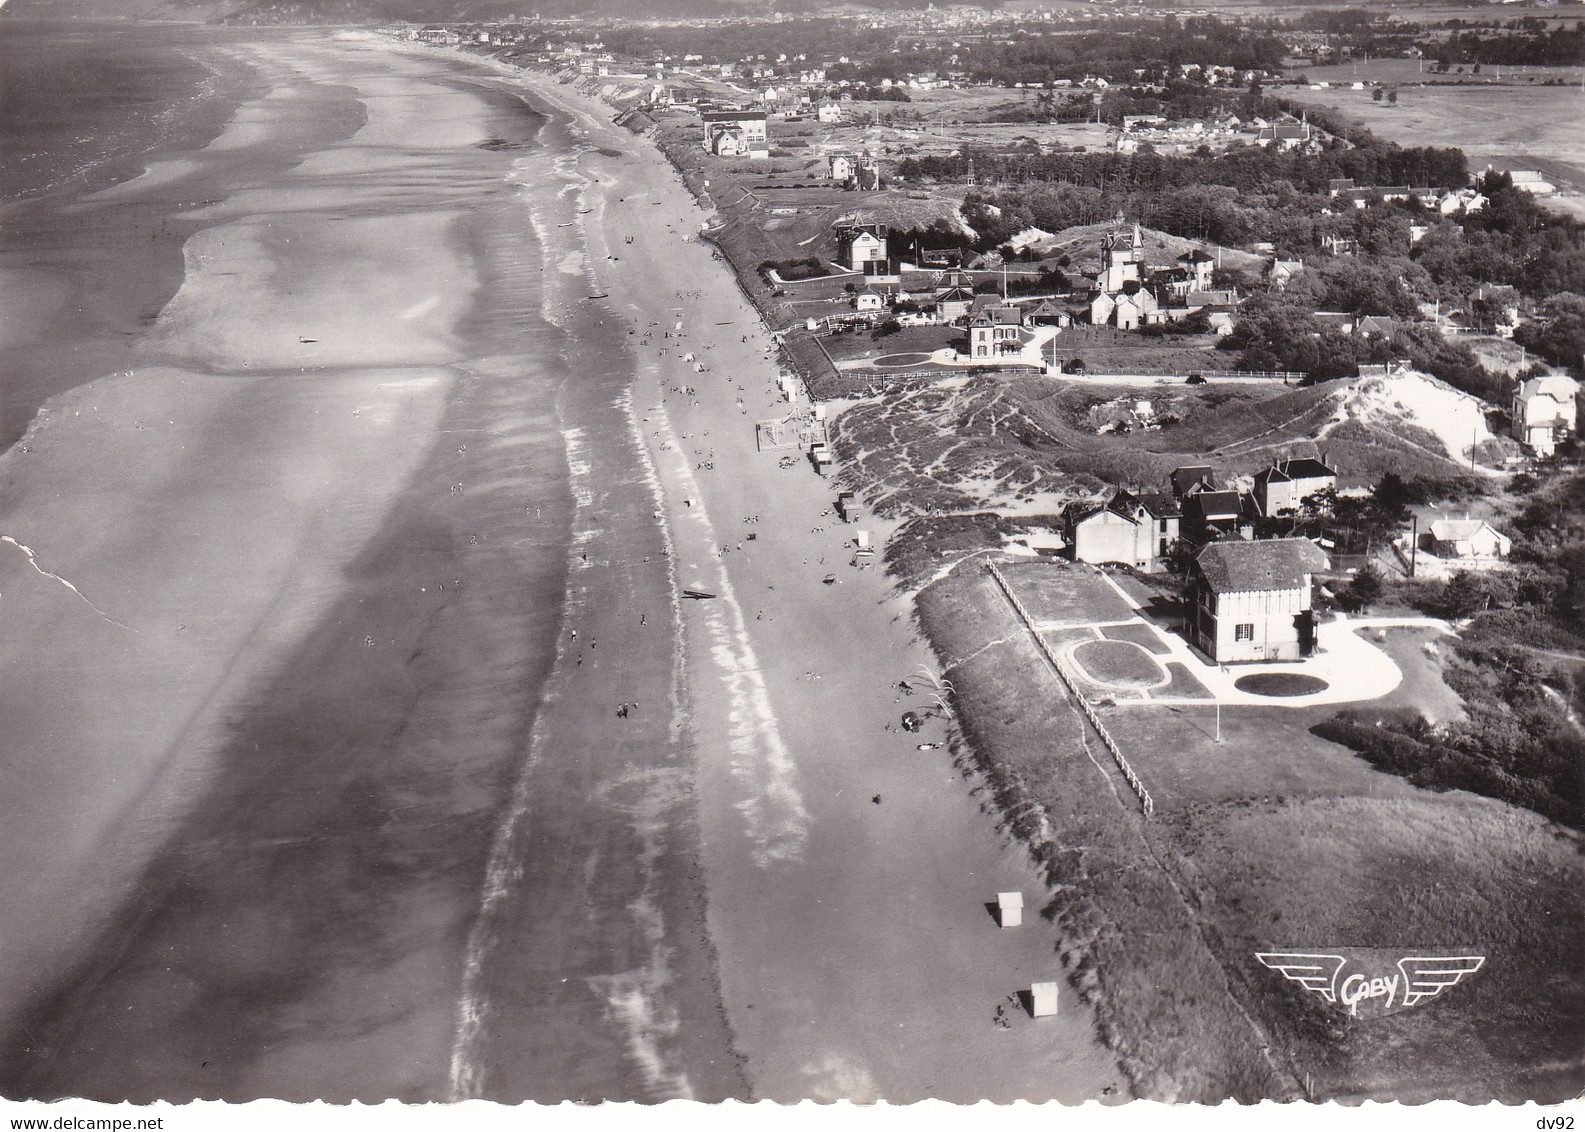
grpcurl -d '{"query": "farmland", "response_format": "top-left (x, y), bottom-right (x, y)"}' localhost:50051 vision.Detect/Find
top-left (1286, 64), bottom-right (1585, 190)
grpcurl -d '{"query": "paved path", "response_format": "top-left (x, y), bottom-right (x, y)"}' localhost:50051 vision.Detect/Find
top-left (1061, 572), bottom-right (1451, 708)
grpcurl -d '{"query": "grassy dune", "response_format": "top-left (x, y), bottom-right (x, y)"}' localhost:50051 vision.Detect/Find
top-left (919, 558), bottom-right (1585, 1102)
top-left (920, 565), bottom-right (1292, 1103)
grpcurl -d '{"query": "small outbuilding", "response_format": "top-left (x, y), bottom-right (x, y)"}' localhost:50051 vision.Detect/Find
top-left (997, 891), bottom-right (1023, 928)
top-left (1429, 518), bottom-right (1511, 561)
top-left (1030, 982), bottom-right (1060, 1017)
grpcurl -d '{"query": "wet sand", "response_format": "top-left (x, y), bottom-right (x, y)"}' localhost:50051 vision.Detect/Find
top-left (0, 33), bottom-right (742, 1102)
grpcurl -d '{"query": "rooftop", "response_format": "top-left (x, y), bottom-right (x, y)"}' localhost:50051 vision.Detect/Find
top-left (1518, 375), bottom-right (1579, 401)
top-left (1429, 518), bottom-right (1503, 541)
top-left (1188, 490), bottom-right (1241, 519)
top-left (1194, 538), bottom-right (1329, 594)
top-left (1257, 457), bottom-right (1336, 483)
top-left (1170, 465), bottom-right (1216, 496)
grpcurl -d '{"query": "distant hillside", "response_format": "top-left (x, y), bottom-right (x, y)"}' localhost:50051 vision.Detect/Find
top-left (0, 0), bottom-right (927, 21)
top-left (1, 0), bottom-right (247, 18)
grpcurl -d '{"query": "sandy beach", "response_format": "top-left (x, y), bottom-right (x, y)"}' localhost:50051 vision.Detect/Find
top-left (0, 29), bottom-right (1120, 1103)
top-left (493, 61), bottom-right (1123, 1102)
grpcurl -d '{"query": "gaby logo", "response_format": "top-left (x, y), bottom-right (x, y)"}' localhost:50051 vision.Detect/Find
top-left (1255, 950), bottom-right (1486, 1018)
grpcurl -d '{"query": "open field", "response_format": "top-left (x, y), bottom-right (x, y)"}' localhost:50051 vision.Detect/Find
top-left (1195, 0), bottom-right (1579, 25)
top-left (920, 557), bottom-right (1585, 1102)
top-left (1287, 68), bottom-right (1585, 173)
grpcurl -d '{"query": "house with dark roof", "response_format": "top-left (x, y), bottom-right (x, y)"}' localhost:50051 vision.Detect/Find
top-left (1064, 490), bottom-right (1180, 572)
top-left (1182, 489), bottom-right (1247, 541)
top-left (966, 305), bottom-right (1024, 358)
top-left (1257, 121), bottom-right (1311, 150)
top-left (1252, 457), bottom-right (1337, 518)
top-left (1186, 538), bottom-right (1329, 662)
top-left (1177, 248), bottom-right (1215, 290)
top-left (1149, 266), bottom-right (1196, 301)
top-left (1170, 466), bottom-right (1217, 497)
top-left (935, 284), bottom-right (975, 322)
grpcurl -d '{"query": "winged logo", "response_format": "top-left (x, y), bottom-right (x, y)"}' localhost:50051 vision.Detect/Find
top-left (1253, 953), bottom-right (1347, 1003)
top-left (1397, 954), bottom-right (1486, 1007)
top-left (1256, 949), bottom-right (1485, 1019)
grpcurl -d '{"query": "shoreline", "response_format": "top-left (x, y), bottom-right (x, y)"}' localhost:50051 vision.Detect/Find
top-left (0, 33), bottom-right (602, 1101)
top-left (2, 27), bottom-right (1126, 1104)
top-left (476, 49), bottom-right (1125, 1102)
top-left (445, 42), bottom-right (1585, 1107)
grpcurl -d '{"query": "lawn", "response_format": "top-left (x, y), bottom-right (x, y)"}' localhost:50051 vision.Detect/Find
top-left (1356, 626), bottom-right (1465, 726)
top-left (1071, 639), bottom-right (1167, 688)
top-left (821, 324), bottom-right (956, 364)
top-left (1287, 74), bottom-right (1585, 170)
top-left (1176, 793), bottom-right (1585, 1102)
top-left (1157, 661), bottom-right (1213, 700)
top-left (1100, 621), bottom-right (1171, 655)
top-left (1003, 561), bottom-right (1136, 625)
top-left (1233, 672), bottom-right (1329, 697)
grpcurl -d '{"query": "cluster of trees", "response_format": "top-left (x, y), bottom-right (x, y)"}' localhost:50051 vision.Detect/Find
top-left (933, 160), bottom-right (1480, 260)
top-left (1316, 652), bottom-right (1581, 828)
top-left (1408, 172), bottom-right (1585, 301)
top-left (758, 256), bottom-right (829, 281)
top-left (1317, 469), bottom-right (1584, 829)
top-left (823, 16), bottom-right (1289, 88)
top-left (1428, 21), bottom-right (1585, 68)
top-left (1288, 9), bottom-right (1585, 68)
top-left (896, 128), bottom-right (1471, 198)
top-left (1515, 293), bottom-right (1585, 371)
top-left (1221, 292), bottom-right (1499, 395)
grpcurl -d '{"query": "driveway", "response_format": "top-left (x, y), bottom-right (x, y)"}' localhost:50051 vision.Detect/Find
top-left (1043, 572), bottom-right (1458, 709)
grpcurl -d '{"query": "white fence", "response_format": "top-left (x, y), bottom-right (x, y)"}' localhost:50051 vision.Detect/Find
top-left (985, 562), bottom-right (1155, 818)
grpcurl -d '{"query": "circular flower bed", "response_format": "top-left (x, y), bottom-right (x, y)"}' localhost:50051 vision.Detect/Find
top-left (1233, 672), bottom-right (1329, 697)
